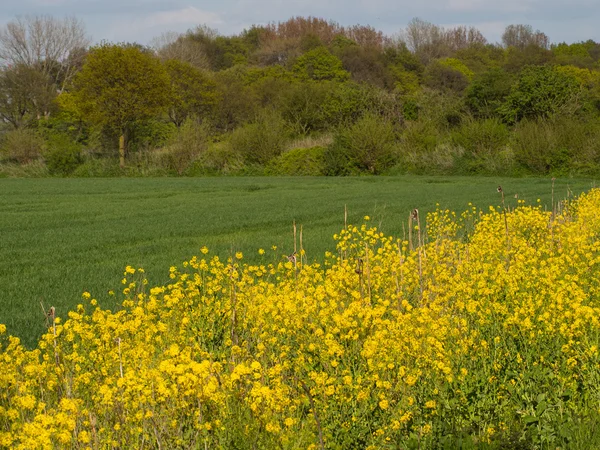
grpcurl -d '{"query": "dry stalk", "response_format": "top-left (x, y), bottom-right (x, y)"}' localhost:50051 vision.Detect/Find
top-left (116, 337), bottom-right (124, 379)
top-left (300, 380), bottom-right (325, 450)
top-left (300, 224), bottom-right (304, 266)
top-left (497, 186), bottom-right (511, 271)
top-left (41, 303), bottom-right (59, 365)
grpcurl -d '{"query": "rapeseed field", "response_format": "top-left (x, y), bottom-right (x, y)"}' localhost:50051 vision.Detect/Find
top-left (2, 188), bottom-right (600, 449)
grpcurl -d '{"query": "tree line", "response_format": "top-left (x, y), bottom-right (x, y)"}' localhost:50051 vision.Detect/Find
top-left (0, 15), bottom-right (599, 177)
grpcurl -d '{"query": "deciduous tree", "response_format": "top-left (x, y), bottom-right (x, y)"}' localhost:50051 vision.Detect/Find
top-left (0, 15), bottom-right (89, 93)
top-left (72, 43), bottom-right (170, 167)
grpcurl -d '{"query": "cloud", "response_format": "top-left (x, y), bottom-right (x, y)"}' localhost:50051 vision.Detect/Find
top-left (106, 6), bottom-right (223, 42)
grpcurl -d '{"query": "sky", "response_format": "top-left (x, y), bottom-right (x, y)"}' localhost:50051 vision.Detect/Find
top-left (0, 0), bottom-right (598, 46)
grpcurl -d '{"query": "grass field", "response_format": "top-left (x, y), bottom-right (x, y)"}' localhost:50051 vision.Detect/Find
top-left (0, 176), bottom-right (597, 347)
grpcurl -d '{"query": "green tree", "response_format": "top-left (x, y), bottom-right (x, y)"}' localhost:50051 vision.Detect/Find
top-left (498, 66), bottom-right (580, 124)
top-left (465, 68), bottom-right (514, 118)
top-left (164, 59), bottom-right (219, 127)
top-left (0, 64), bottom-right (57, 129)
top-left (423, 60), bottom-right (469, 93)
top-left (72, 43), bottom-right (170, 167)
top-left (292, 47), bottom-right (350, 82)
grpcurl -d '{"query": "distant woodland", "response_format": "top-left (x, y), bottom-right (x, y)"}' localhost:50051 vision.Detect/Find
top-left (1, 15), bottom-right (600, 177)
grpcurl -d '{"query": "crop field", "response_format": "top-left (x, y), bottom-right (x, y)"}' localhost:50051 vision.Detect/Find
top-left (2, 176), bottom-right (600, 448)
top-left (0, 176), bottom-right (596, 347)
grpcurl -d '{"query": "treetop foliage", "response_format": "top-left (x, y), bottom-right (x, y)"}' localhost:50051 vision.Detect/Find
top-left (1, 14), bottom-right (600, 176)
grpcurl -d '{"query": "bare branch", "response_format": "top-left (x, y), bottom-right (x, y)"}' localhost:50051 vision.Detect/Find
top-left (0, 15), bottom-right (90, 92)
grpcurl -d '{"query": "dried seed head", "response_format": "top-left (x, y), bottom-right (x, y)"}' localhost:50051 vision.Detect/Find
top-left (497, 186), bottom-right (503, 193)
top-left (411, 209), bottom-right (419, 220)
top-left (355, 258), bottom-right (363, 274)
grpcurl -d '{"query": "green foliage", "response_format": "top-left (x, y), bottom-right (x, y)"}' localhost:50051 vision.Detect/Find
top-left (212, 67), bottom-right (259, 131)
top-left (439, 58), bottom-right (474, 80)
top-left (498, 66), bottom-right (581, 123)
top-left (511, 117), bottom-right (600, 174)
top-left (453, 44), bottom-right (506, 74)
top-left (70, 158), bottom-right (122, 177)
top-left (43, 132), bottom-right (83, 175)
top-left (0, 64), bottom-right (57, 129)
top-left (157, 120), bottom-right (210, 175)
top-left (391, 66), bottom-right (421, 94)
top-left (228, 111), bottom-right (288, 165)
top-left (72, 43), bottom-right (170, 135)
top-left (393, 120), bottom-right (453, 174)
top-left (126, 119), bottom-right (177, 154)
top-left (450, 119), bottom-right (515, 174)
top-left (292, 47), bottom-right (350, 82)
top-left (165, 60), bottom-right (219, 127)
top-left (503, 45), bottom-right (554, 72)
top-left (552, 42), bottom-right (596, 68)
top-left (0, 128), bottom-right (45, 163)
top-left (465, 68), bottom-right (514, 118)
top-left (191, 141), bottom-right (246, 175)
top-left (424, 60), bottom-right (469, 93)
top-left (282, 81), bottom-right (379, 134)
top-left (266, 146), bottom-right (326, 175)
top-left (324, 114), bottom-right (397, 175)
top-left (338, 45), bottom-right (395, 89)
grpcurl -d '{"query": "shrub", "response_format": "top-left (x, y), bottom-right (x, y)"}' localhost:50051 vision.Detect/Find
top-left (392, 119), bottom-right (456, 174)
top-left (266, 146), bottom-right (326, 175)
top-left (450, 118), bottom-right (514, 174)
top-left (190, 141), bottom-right (246, 175)
top-left (465, 68), bottom-right (515, 118)
top-left (324, 114), bottom-right (397, 175)
top-left (498, 66), bottom-right (581, 124)
top-left (157, 121), bottom-right (210, 175)
top-left (423, 61), bottom-right (469, 94)
top-left (0, 128), bottom-right (45, 164)
top-left (229, 111), bottom-right (288, 166)
top-left (126, 119), bottom-right (177, 154)
top-left (43, 133), bottom-right (83, 175)
top-left (511, 116), bottom-right (600, 174)
top-left (71, 158), bottom-right (122, 177)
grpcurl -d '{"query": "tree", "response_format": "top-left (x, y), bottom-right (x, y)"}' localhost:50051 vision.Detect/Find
top-left (502, 24), bottom-right (549, 50)
top-left (151, 31), bottom-right (209, 69)
top-left (0, 64), bottom-right (57, 128)
top-left (423, 61), bottom-right (469, 94)
top-left (465, 68), bottom-right (514, 118)
top-left (0, 15), bottom-right (89, 93)
top-left (164, 59), bottom-right (219, 127)
top-left (292, 47), bottom-right (349, 82)
top-left (72, 43), bottom-right (170, 167)
top-left (498, 66), bottom-right (580, 123)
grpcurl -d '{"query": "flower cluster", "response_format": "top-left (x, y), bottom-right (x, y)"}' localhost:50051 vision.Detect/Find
top-left (3, 189), bottom-right (600, 448)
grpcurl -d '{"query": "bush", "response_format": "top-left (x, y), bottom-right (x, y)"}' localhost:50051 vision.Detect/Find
top-left (0, 128), bottom-right (45, 164)
top-left (392, 120), bottom-right (456, 174)
top-left (498, 66), bottom-right (581, 124)
top-left (511, 117), bottom-right (600, 175)
top-left (229, 111), bottom-right (288, 166)
top-left (324, 114), bottom-right (397, 175)
top-left (450, 119), bottom-right (514, 174)
top-left (43, 133), bottom-right (83, 175)
top-left (157, 121), bottom-right (210, 175)
top-left (189, 141), bottom-right (246, 175)
top-left (71, 158), bottom-right (122, 177)
top-left (266, 146), bottom-right (326, 175)
top-left (127, 119), bottom-right (177, 153)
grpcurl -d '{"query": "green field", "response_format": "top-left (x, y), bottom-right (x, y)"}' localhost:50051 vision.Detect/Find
top-left (1, 176), bottom-right (597, 347)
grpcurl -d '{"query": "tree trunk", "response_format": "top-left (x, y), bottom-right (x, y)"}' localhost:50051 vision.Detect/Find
top-left (119, 134), bottom-right (125, 168)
